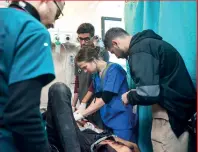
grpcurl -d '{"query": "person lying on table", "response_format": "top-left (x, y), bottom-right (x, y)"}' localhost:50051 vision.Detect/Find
top-left (45, 82), bottom-right (140, 152)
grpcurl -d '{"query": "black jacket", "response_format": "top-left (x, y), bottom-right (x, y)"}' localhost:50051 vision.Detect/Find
top-left (127, 29), bottom-right (196, 137)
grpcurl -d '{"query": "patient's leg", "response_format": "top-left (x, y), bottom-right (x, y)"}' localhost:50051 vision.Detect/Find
top-left (46, 82), bottom-right (81, 152)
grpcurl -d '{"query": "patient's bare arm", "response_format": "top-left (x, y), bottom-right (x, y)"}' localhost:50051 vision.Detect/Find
top-left (114, 137), bottom-right (140, 152)
top-left (99, 140), bottom-right (133, 152)
top-left (96, 136), bottom-right (140, 152)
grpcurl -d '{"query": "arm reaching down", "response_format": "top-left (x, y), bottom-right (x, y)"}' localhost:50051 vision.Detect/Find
top-left (71, 76), bottom-right (80, 111)
top-left (81, 90), bottom-right (116, 117)
top-left (72, 93), bottom-right (79, 112)
top-left (73, 98), bottom-right (105, 121)
top-left (82, 98), bottom-right (105, 117)
top-left (114, 137), bottom-right (140, 152)
top-left (73, 89), bottom-right (116, 121)
top-left (128, 50), bottom-right (160, 106)
top-left (76, 82), bottom-right (94, 113)
top-left (81, 82), bottom-right (94, 104)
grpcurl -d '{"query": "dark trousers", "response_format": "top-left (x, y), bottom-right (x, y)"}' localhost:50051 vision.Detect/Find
top-left (46, 82), bottom-right (81, 152)
top-left (46, 83), bottom-right (106, 152)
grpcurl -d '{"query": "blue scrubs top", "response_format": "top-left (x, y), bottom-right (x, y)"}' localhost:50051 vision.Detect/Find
top-left (0, 8), bottom-right (55, 150)
top-left (93, 63), bottom-right (133, 130)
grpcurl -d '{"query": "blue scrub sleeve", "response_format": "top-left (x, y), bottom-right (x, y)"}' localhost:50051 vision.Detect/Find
top-left (103, 65), bottom-right (126, 94)
top-left (9, 27), bottom-right (55, 85)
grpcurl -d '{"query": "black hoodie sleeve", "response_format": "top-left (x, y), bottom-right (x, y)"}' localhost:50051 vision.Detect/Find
top-left (3, 78), bottom-right (50, 152)
top-left (127, 49), bottom-right (160, 106)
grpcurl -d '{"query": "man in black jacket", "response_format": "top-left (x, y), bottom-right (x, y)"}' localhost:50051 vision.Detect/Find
top-left (104, 28), bottom-right (196, 152)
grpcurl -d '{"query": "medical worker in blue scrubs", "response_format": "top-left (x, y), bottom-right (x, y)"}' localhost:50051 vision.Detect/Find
top-left (0, 1), bottom-right (64, 152)
top-left (74, 44), bottom-right (136, 142)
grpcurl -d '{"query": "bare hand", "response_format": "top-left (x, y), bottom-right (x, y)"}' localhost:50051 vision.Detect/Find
top-left (122, 91), bottom-right (129, 105)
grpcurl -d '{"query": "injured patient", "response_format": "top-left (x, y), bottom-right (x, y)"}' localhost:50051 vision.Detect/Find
top-left (45, 82), bottom-right (140, 152)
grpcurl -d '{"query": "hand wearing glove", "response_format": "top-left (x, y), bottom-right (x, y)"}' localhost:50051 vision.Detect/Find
top-left (73, 111), bottom-right (84, 121)
top-left (76, 103), bottom-right (87, 113)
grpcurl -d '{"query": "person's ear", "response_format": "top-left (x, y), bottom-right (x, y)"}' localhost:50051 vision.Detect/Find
top-left (112, 40), bottom-right (118, 47)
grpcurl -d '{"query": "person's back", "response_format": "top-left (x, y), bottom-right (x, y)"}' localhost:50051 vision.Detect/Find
top-left (152, 37), bottom-right (196, 134)
top-left (93, 63), bottom-right (136, 142)
top-left (0, 7), bottom-right (55, 152)
top-left (98, 63), bottom-right (133, 126)
top-left (128, 30), bottom-right (196, 135)
top-left (128, 30), bottom-right (196, 152)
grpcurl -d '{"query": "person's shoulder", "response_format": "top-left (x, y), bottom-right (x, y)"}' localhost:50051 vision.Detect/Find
top-left (108, 63), bottom-right (126, 73)
top-left (6, 8), bottom-right (46, 33)
top-left (130, 38), bottom-right (162, 57)
top-left (108, 62), bottom-right (121, 68)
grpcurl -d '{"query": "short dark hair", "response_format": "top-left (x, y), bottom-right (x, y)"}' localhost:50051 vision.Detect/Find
top-left (77, 23), bottom-right (95, 37)
top-left (104, 27), bottom-right (129, 49)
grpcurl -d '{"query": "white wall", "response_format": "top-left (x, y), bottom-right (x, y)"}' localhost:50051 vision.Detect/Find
top-left (52, 1), bottom-right (126, 70)
top-left (0, 1), bottom-right (8, 7)
top-left (40, 44), bottom-right (79, 108)
top-left (53, 1), bottom-right (125, 37)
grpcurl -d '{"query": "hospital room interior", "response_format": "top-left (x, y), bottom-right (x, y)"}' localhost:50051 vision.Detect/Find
top-left (0, 1), bottom-right (196, 152)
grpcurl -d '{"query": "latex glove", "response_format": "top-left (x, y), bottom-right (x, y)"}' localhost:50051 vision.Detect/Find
top-left (122, 91), bottom-right (129, 105)
top-left (73, 111), bottom-right (84, 121)
top-left (76, 103), bottom-right (87, 113)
